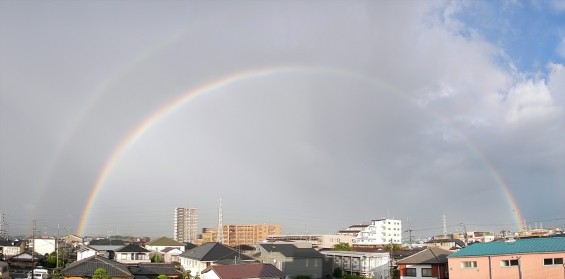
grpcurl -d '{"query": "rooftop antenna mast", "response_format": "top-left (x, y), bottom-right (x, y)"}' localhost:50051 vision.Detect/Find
top-left (217, 198), bottom-right (224, 244)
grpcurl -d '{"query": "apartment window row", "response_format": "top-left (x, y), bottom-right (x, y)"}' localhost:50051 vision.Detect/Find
top-left (500, 259), bottom-right (519, 267)
top-left (405, 268), bottom-right (432, 277)
top-left (463, 258), bottom-right (563, 269)
top-left (544, 258), bottom-right (563, 266)
top-left (461, 261), bottom-right (477, 268)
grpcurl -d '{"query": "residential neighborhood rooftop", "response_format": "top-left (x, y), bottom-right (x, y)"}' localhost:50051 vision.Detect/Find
top-left (449, 236), bottom-right (565, 257)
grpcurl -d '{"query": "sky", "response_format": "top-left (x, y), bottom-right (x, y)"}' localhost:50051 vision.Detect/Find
top-left (0, 0), bottom-right (564, 240)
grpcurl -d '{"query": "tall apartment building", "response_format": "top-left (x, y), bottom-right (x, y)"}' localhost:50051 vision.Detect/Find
top-left (354, 218), bottom-right (402, 246)
top-left (173, 208), bottom-right (198, 243)
top-left (198, 224), bottom-right (282, 247)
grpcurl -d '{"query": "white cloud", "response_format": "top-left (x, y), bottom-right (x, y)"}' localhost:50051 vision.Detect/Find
top-left (503, 78), bottom-right (560, 124)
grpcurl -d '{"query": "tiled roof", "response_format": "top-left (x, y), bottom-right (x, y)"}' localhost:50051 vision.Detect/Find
top-left (449, 236), bottom-right (565, 258)
top-left (425, 239), bottom-right (466, 247)
top-left (397, 247), bottom-right (452, 264)
top-left (146, 237), bottom-right (184, 247)
top-left (258, 243), bottom-right (323, 258)
top-left (129, 263), bottom-right (181, 276)
top-left (61, 255), bottom-right (132, 277)
top-left (202, 263), bottom-right (285, 279)
top-left (116, 244), bottom-right (150, 253)
top-left (0, 240), bottom-right (22, 246)
top-left (89, 239), bottom-right (127, 246)
top-left (179, 242), bottom-right (253, 262)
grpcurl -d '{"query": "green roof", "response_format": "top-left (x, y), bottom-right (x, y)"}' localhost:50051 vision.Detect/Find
top-left (449, 237), bottom-right (565, 258)
top-left (147, 236), bottom-right (184, 246)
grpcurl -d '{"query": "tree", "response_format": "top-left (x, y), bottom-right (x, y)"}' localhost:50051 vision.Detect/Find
top-left (332, 242), bottom-right (353, 251)
top-left (151, 253), bottom-right (162, 263)
top-left (333, 267), bottom-right (343, 278)
top-left (382, 244), bottom-right (403, 251)
top-left (92, 268), bottom-right (111, 279)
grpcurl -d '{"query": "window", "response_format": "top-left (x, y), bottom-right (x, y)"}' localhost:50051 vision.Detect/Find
top-left (500, 259), bottom-right (519, 267)
top-left (121, 254), bottom-right (127, 260)
top-left (544, 258), bottom-right (564, 266)
top-left (422, 268), bottom-right (432, 277)
top-left (461, 261), bottom-right (477, 268)
top-left (405, 268), bottom-right (416, 277)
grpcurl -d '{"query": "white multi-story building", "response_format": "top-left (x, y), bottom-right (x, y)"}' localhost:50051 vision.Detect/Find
top-left (354, 218), bottom-right (402, 245)
top-left (266, 234), bottom-right (354, 249)
top-left (173, 208), bottom-right (198, 243)
top-left (321, 250), bottom-right (390, 278)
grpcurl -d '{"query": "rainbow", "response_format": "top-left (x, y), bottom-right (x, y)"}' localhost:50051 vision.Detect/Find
top-left (76, 66), bottom-right (526, 236)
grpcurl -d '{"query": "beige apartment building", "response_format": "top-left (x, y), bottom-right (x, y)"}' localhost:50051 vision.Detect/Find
top-left (197, 224), bottom-right (282, 247)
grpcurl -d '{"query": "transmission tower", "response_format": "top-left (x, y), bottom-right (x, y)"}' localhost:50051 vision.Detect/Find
top-left (217, 198), bottom-right (224, 244)
top-left (443, 215), bottom-right (447, 238)
top-left (0, 213), bottom-right (8, 240)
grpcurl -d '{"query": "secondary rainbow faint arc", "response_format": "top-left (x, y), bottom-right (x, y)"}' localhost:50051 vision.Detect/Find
top-left (76, 66), bottom-right (526, 235)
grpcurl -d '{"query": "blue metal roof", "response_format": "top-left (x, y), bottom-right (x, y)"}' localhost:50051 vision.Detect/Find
top-left (449, 237), bottom-right (565, 257)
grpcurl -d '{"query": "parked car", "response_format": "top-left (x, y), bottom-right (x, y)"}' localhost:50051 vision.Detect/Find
top-left (26, 267), bottom-right (47, 279)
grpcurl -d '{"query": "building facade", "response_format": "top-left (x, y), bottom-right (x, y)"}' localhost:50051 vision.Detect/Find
top-left (199, 224), bottom-right (282, 247)
top-left (354, 219), bottom-right (402, 246)
top-left (397, 247), bottom-right (452, 279)
top-left (173, 208), bottom-right (198, 243)
top-left (321, 250), bottom-right (390, 278)
top-left (266, 234), bottom-right (354, 250)
top-left (448, 236), bottom-right (565, 279)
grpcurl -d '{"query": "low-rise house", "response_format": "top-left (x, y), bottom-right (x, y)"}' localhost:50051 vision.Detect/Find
top-left (179, 242), bottom-right (253, 277)
top-left (160, 247), bottom-right (183, 263)
top-left (29, 238), bottom-right (56, 256)
top-left (0, 240), bottom-right (24, 260)
top-left (201, 263), bottom-right (285, 279)
top-left (254, 243), bottom-right (326, 279)
top-left (82, 239), bottom-right (127, 260)
top-left (115, 244), bottom-right (151, 265)
top-left (77, 246), bottom-right (105, 261)
top-left (424, 239), bottom-right (466, 251)
top-left (266, 234), bottom-right (354, 250)
top-left (396, 247), bottom-right (452, 279)
top-left (321, 250), bottom-right (389, 278)
top-left (6, 252), bottom-right (45, 269)
top-left (145, 237), bottom-right (185, 253)
top-left (129, 263), bottom-right (182, 279)
top-left (61, 255), bottom-right (133, 279)
top-left (448, 236), bottom-right (565, 279)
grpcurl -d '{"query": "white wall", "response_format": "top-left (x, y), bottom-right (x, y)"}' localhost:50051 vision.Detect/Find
top-left (29, 239), bottom-right (56, 255)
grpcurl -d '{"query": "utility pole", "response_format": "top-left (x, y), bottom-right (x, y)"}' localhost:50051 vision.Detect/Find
top-left (459, 223), bottom-right (468, 245)
top-left (32, 220), bottom-right (36, 273)
top-left (56, 224), bottom-right (60, 269)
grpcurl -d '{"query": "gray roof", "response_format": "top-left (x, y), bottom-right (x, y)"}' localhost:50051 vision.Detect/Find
top-left (89, 239), bottom-right (127, 246)
top-left (61, 255), bottom-right (133, 277)
top-left (258, 243), bottom-right (323, 258)
top-left (202, 263), bottom-right (285, 279)
top-left (0, 240), bottom-right (22, 247)
top-left (179, 242), bottom-right (253, 262)
top-left (129, 263), bottom-right (181, 276)
top-left (116, 244), bottom-right (150, 253)
top-left (397, 247), bottom-right (452, 264)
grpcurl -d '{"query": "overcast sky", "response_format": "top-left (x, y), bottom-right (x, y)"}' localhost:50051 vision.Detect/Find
top-left (1, 0), bottom-right (563, 239)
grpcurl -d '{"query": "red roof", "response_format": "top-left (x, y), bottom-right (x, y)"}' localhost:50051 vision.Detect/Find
top-left (202, 263), bottom-right (285, 279)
